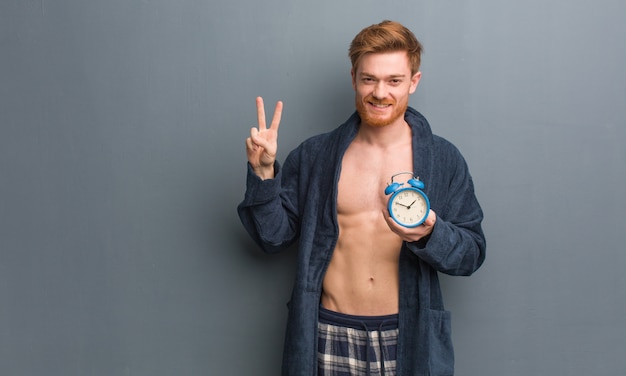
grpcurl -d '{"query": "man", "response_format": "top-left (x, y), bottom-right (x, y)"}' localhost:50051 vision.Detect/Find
top-left (238, 20), bottom-right (485, 376)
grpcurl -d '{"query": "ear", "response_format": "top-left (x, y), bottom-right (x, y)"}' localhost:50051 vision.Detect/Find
top-left (409, 71), bottom-right (421, 94)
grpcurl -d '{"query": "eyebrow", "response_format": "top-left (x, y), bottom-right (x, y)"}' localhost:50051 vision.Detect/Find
top-left (360, 72), bottom-right (407, 79)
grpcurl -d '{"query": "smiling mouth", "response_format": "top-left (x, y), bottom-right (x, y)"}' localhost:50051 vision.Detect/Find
top-left (369, 102), bottom-right (392, 109)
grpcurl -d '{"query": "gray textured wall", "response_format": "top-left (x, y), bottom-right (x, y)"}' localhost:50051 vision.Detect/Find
top-left (1, 1), bottom-right (625, 375)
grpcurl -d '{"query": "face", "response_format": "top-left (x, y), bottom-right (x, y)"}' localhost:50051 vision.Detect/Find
top-left (352, 51), bottom-right (421, 128)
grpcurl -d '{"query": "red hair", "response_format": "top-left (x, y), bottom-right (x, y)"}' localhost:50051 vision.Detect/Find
top-left (349, 20), bottom-right (423, 75)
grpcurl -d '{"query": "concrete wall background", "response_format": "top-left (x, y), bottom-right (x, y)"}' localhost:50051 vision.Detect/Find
top-left (2, 1), bottom-right (625, 374)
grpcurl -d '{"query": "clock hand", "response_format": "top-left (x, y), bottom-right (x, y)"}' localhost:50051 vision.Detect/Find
top-left (406, 200), bottom-right (416, 209)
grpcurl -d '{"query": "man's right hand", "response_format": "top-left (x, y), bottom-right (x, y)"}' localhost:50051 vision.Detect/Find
top-left (245, 97), bottom-right (283, 180)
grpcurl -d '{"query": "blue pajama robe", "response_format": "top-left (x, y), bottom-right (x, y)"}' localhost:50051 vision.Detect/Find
top-left (238, 107), bottom-right (486, 375)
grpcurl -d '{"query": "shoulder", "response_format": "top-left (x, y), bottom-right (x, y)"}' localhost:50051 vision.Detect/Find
top-left (288, 113), bottom-right (359, 158)
top-left (285, 130), bottom-right (336, 167)
top-left (405, 107), bottom-right (468, 160)
top-left (431, 134), bottom-right (471, 174)
top-left (432, 134), bottom-right (462, 155)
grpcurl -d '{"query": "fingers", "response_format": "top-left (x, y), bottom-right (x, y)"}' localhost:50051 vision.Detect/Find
top-left (246, 127), bottom-right (259, 151)
top-left (270, 101), bottom-right (283, 131)
top-left (249, 128), bottom-right (271, 151)
top-left (256, 96), bottom-right (283, 132)
top-left (249, 96), bottom-right (281, 168)
top-left (256, 97), bottom-right (267, 131)
top-left (422, 210), bottom-right (437, 227)
top-left (381, 209), bottom-right (436, 242)
top-left (245, 135), bottom-right (256, 154)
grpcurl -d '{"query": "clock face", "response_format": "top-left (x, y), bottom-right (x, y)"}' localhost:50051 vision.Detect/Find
top-left (388, 188), bottom-right (429, 227)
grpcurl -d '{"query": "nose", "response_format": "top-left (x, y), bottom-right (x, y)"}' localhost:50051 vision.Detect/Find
top-left (372, 82), bottom-right (388, 100)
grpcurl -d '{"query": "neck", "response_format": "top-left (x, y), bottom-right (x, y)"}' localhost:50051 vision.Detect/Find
top-left (356, 118), bottom-right (412, 148)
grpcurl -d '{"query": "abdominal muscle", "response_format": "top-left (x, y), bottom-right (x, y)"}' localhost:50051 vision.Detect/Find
top-left (321, 201), bottom-right (404, 316)
top-left (322, 123), bottom-right (413, 316)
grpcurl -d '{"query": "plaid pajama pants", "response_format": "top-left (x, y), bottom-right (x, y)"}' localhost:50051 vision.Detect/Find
top-left (317, 306), bottom-right (399, 376)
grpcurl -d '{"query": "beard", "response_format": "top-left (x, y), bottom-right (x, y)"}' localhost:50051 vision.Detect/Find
top-left (355, 94), bottom-right (408, 127)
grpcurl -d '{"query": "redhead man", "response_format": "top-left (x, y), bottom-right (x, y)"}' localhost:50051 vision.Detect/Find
top-left (238, 20), bottom-right (486, 376)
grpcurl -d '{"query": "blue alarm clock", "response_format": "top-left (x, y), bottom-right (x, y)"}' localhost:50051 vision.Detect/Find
top-left (384, 172), bottom-right (430, 228)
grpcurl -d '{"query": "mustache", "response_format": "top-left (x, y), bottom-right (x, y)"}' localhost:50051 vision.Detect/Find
top-left (366, 95), bottom-right (394, 106)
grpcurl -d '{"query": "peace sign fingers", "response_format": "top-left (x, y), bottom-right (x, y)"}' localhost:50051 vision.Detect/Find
top-left (246, 97), bottom-right (284, 179)
top-left (256, 96), bottom-right (283, 132)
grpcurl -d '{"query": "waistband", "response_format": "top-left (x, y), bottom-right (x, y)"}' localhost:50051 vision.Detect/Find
top-left (319, 305), bottom-right (399, 331)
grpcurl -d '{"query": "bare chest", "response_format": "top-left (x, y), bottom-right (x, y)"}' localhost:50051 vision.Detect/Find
top-left (337, 141), bottom-right (413, 216)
